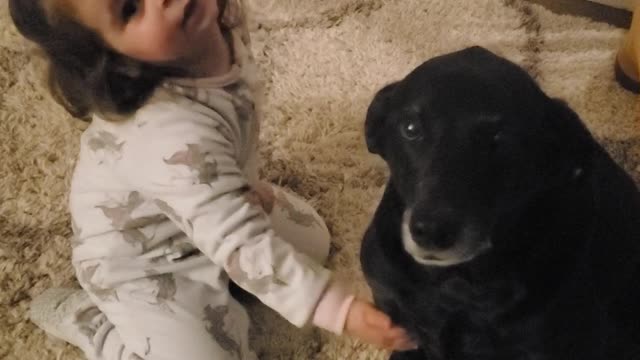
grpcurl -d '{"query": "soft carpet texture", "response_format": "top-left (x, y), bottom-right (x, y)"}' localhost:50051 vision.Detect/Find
top-left (1, 0), bottom-right (639, 359)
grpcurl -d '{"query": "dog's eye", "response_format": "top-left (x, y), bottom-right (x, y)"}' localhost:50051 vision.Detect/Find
top-left (493, 131), bottom-right (503, 144)
top-left (400, 118), bottom-right (424, 140)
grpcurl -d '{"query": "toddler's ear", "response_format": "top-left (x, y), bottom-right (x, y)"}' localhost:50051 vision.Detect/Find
top-left (112, 57), bottom-right (143, 78)
top-left (365, 82), bottom-right (398, 156)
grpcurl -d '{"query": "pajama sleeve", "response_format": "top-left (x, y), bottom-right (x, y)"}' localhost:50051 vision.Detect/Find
top-left (116, 102), bottom-right (342, 329)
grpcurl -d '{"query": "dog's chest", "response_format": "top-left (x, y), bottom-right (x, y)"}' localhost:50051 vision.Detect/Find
top-left (430, 279), bottom-right (533, 352)
top-left (359, 192), bottom-right (546, 359)
top-left (378, 268), bottom-right (545, 360)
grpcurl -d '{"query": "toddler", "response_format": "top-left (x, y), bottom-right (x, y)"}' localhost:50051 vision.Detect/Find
top-left (9, 0), bottom-right (414, 359)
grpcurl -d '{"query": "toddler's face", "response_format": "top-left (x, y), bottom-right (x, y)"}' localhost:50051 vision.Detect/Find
top-left (57, 0), bottom-right (221, 65)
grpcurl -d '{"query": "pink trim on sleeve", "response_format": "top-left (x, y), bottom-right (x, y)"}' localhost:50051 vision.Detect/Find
top-left (311, 281), bottom-right (356, 335)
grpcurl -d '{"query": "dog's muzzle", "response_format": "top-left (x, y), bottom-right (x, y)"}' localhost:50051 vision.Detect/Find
top-left (401, 209), bottom-right (492, 267)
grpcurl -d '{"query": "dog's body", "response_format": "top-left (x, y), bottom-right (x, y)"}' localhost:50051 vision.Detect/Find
top-left (361, 47), bottom-right (640, 360)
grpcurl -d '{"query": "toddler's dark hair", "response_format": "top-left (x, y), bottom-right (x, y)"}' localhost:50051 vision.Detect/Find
top-left (9, 0), bottom-right (228, 120)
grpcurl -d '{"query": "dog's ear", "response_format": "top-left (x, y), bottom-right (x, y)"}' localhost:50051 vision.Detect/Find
top-left (365, 82), bottom-right (398, 155)
top-left (545, 98), bottom-right (596, 181)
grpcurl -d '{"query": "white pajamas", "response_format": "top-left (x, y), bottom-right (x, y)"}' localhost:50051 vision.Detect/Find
top-left (71, 187), bottom-right (331, 360)
top-left (60, 2), bottom-right (354, 359)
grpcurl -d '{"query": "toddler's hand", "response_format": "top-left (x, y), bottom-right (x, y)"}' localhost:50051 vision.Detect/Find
top-left (246, 182), bottom-right (276, 213)
top-left (344, 299), bottom-right (417, 351)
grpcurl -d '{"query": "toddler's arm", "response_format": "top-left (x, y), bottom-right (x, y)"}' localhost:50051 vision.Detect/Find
top-left (119, 104), bottom-right (344, 332)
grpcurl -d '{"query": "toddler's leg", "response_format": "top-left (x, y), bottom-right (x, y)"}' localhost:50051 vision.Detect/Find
top-left (30, 287), bottom-right (145, 360)
top-left (29, 288), bottom-right (122, 358)
top-left (31, 265), bottom-right (256, 360)
top-left (249, 182), bottom-right (331, 264)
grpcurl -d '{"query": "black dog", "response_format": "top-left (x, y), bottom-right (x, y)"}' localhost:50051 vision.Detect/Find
top-left (360, 46), bottom-right (640, 360)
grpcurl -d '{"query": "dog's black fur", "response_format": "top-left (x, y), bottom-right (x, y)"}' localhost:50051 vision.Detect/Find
top-left (360, 46), bottom-right (640, 360)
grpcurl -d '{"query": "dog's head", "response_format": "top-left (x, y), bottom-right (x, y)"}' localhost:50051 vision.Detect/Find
top-left (366, 46), bottom-right (594, 267)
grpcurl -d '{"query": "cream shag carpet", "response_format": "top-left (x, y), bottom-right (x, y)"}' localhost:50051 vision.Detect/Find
top-left (1, 0), bottom-right (639, 359)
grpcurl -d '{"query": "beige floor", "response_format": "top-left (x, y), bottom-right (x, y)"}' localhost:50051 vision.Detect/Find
top-left (1, 0), bottom-right (639, 359)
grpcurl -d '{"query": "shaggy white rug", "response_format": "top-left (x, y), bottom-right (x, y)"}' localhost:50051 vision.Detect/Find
top-left (1, 0), bottom-right (638, 359)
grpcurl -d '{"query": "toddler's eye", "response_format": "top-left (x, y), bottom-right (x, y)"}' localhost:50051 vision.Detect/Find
top-left (400, 117), bottom-right (424, 141)
top-left (122, 0), bottom-right (139, 21)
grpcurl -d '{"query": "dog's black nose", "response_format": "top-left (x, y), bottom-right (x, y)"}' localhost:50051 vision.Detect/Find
top-left (410, 214), bottom-right (457, 249)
